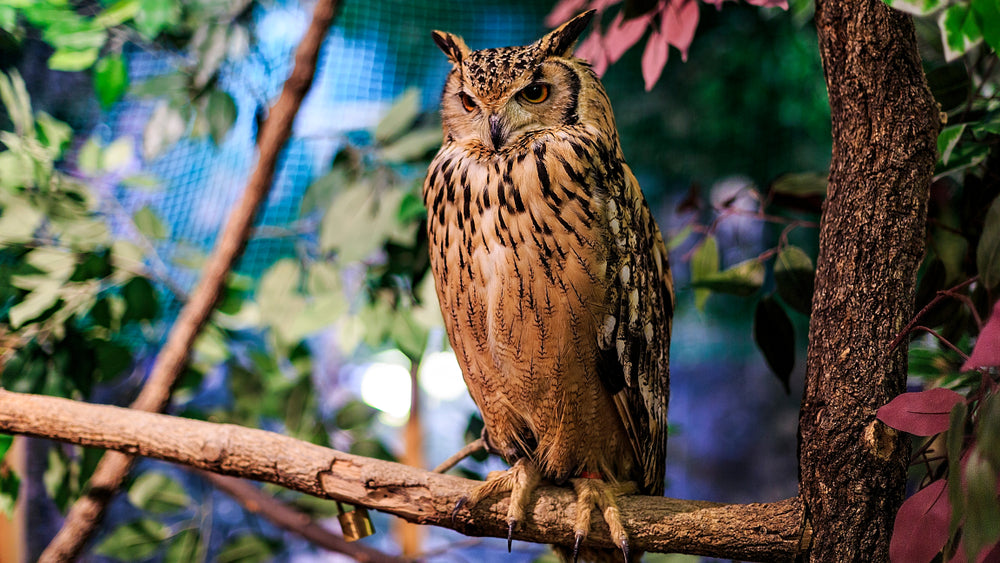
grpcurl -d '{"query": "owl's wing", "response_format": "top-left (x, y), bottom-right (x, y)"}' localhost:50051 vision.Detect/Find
top-left (597, 164), bottom-right (674, 496)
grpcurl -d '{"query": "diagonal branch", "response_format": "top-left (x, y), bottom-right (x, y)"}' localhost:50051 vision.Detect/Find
top-left (39, 0), bottom-right (341, 560)
top-left (0, 389), bottom-right (807, 562)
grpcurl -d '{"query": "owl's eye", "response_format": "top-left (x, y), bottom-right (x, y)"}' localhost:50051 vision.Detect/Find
top-left (519, 83), bottom-right (549, 104)
top-left (458, 92), bottom-right (477, 112)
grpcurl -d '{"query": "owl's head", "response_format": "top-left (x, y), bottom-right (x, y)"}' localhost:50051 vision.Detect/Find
top-left (431, 11), bottom-right (600, 152)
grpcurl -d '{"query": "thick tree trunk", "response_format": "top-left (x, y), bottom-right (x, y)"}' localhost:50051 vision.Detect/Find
top-left (799, 0), bottom-right (940, 560)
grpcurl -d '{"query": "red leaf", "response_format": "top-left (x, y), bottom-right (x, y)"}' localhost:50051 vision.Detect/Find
top-left (744, 0), bottom-right (789, 8)
top-left (661, 0), bottom-right (700, 61)
top-left (891, 479), bottom-right (952, 563)
top-left (603, 11), bottom-right (652, 63)
top-left (546, 0), bottom-right (591, 27)
top-left (949, 538), bottom-right (1000, 563)
top-left (641, 29), bottom-right (669, 90)
top-left (963, 300), bottom-right (1000, 371)
top-left (576, 29), bottom-right (609, 75)
top-left (877, 388), bottom-right (965, 436)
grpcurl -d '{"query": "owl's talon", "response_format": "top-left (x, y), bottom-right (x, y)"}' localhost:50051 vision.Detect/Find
top-left (507, 519), bottom-right (515, 552)
top-left (572, 532), bottom-right (584, 563)
top-left (619, 538), bottom-right (629, 563)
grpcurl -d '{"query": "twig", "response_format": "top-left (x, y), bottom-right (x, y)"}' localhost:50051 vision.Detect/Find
top-left (886, 276), bottom-right (978, 351)
top-left (0, 389), bottom-right (806, 562)
top-left (38, 1), bottom-right (342, 560)
top-left (433, 438), bottom-right (486, 474)
top-left (199, 470), bottom-right (407, 563)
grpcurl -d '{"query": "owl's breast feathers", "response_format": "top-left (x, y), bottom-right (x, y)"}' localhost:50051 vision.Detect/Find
top-left (424, 126), bottom-right (673, 494)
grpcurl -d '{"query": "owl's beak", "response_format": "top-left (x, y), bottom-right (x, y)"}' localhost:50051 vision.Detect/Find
top-left (488, 114), bottom-right (507, 150)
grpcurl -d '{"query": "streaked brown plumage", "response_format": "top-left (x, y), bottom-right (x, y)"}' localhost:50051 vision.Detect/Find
top-left (423, 11), bottom-right (673, 562)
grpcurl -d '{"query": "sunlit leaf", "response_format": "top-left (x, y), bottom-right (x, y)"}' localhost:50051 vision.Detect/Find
top-left (143, 100), bottom-right (186, 159)
top-left (690, 235), bottom-right (718, 311)
top-left (103, 137), bottom-right (134, 171)
top-left (753, 295), bottom-right (795, 392)
top-left (884, 0), bottom-right (945, 16)
top-left (9, 280), bottom-right (62, 328)
top-left (94, 519), bottom-right (171, 560)
top-left (94, 54), bottom-right (128, 108)
top-left (128, 472), bottom-right (191, 513)
top-left (939, 4), bottom-right (984, 62)
top-left (377, 128), bottom-right (441, 163)
top-left (0, 70), bottom-right (34, 135)
top-left (938, 124), bottom-right (966, 166)
top-left (972, 0), bottom-right (1000, 53)
top-left (35, 112), bottom-right (72, 154)
top-left (375, 88), bottom-right (422, 144)
top-left (133, 205), bottom-right (168, 240)
top-left (94, 0), bottom-right (140, 27)
top-left (770, 172), bottom-right (828, 197)
top-left (134, 0), bottom-right (180, 39)
top-left (690, 258), bottom-right (764, 296)
top-left (48, 46), bottom-right (102, 71)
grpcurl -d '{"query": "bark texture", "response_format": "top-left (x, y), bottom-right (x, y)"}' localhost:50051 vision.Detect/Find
top-left (0, 390), bottom-right (806, 561)
top-left (800, 0), bottom-right (940, 560)
top-left (38, 0), bottom-right (340, 560)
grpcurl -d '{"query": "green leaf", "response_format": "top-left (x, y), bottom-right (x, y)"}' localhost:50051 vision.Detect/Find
top-left (94, 519), bottom-right (171, 560)
top-left (335, 399), bottom-right (378, 430)
top-left (962, 448), bottom-right (1000, 558)
top-left (134, 0), bottom-right (180, 39)
top-left (0, 70), bottom-right (34, 135)
top-left (938, 123), bottom-right (966, 166)
top-left (690, 235), bottom-right (719, 311)
top-left (94, 54), bottom-right (129, 108)
top-left (164, 528), bottom-right (201, 563)
top-left (143, 101), bottom-right (186, 159)
top-left (94, 0), bottom-right (140, 27)
top-left (973, 0), bottom-right (1000, 52)
top-left (94, 339), bottom-right (133, 381)
top-left (378, 128), bottom-right (442, 163)
top-left (9, 280), bottom-right (62, 328)
top-left (774, 245), bottom-right (815, 315)
top-left (77, 137), bottom-right (103, 175)
top-left (48, 46), bottom-right (102, 71)
top-left (128, 472), bottom-right (191, 513)
top-left (770, 172), bottom-right (828, 197)
top-left (207, 89), bottom-right (237, 145)
top-left (946, 401), bottom-right (968, 541)
top-left (375, 88), bottom-right (422, 144)
top-left (35, 112), bottom-right (72, 154)
top-left (216, 534), bottom-right (278, 563)
top-left (753, 296), bottom-right (795, 393)
top-left (103, 137), bottom-right (134, 171)
top-left (977, 195), bottom-right (1000, 288)
top-left (690, 258), bottom-right (765, 297)
top-left (883, 0), bottom-right (945, 15)
top-left (0, 434), bottom-right (11, 461)
top-left (666, 225), bottom-right (692, 251)
top-left (976, 391), bottom-right (1000, 469)
top-left (0, 469), bottom-right (19, 517)
top-left (121, 276), bottom-right (158, 322)
top-left (133, 205), bottom-right (168, 239)
top-left (939, 4), bottom-right (984, 62)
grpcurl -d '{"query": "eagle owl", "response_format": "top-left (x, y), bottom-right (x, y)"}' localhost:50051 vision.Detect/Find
top-left (423, 10), bottom-right (673, 561)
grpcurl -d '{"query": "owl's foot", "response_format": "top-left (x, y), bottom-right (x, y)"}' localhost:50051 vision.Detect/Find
top-left (452, 458), bottom-right (540, 552)
top-left (569, 476), bottom-right (638, 563)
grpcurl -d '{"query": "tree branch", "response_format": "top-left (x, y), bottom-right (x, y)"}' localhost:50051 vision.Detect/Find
top-left (0, 390), bottom-right (806, 562)
top-left (39, 1), bottom-right (341, 560)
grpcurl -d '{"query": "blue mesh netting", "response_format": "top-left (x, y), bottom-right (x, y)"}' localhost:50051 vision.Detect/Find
top-left (103, 0), bottom-right (550, 311)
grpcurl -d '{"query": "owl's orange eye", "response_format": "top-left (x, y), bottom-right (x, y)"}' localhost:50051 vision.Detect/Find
top-left (520, 83), bottom-right (549, 104)
top-left (458, 92), bottom-right (477, 112)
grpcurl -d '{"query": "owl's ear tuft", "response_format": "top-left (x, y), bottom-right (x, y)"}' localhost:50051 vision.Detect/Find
top-left (538, 10), bottom-right (596, 58)
top-left (431, 30), bottom-right (470, 64)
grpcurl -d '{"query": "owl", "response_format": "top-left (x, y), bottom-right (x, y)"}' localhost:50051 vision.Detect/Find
top-left (423, 10), bottom-right (673, 562)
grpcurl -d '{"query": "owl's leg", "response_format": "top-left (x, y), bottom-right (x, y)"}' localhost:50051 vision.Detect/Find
top-left (452, 457), bottom-right (540, 551)
top-left (569, 477), bottom-right (638, 563)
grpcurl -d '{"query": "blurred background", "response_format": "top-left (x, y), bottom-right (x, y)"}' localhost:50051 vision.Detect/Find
top-left (0, 0), bottom-right (835, 560)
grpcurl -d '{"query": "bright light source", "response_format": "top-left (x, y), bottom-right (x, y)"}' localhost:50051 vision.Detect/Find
top-left (360, 362), bottom-right (411, 418)
top-left (419, 351), bottom-right (466, 401)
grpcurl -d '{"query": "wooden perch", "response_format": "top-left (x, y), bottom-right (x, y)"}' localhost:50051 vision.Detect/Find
top-left (0, 389), bottom-right (806, 561)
